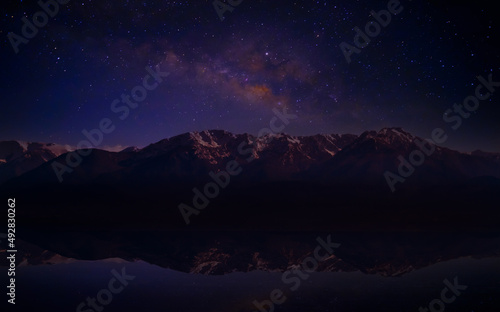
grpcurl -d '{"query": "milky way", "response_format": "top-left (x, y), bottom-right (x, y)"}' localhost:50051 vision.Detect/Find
top-left (1, 0), bottom-right (499, 152)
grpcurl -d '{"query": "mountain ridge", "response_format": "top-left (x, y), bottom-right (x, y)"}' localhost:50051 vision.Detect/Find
top-left (2, 127), bottom-right (499, 231)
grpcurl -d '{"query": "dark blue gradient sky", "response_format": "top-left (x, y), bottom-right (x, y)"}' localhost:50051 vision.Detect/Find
top-left (1, 0), bottom-right (499, 152)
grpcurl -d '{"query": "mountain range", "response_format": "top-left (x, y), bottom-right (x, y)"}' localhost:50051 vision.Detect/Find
top-left (0, 140), bottom-right (73, 184)
top-left (1, 128), bottom-right (499, 230)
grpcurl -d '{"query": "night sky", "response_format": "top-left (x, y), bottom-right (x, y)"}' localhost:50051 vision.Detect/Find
top-left (1, 0), bottom-right (499, 152)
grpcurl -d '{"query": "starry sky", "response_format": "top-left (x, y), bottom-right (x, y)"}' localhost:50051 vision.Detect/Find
top-left (1, 0), bottom-right (499, 152)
